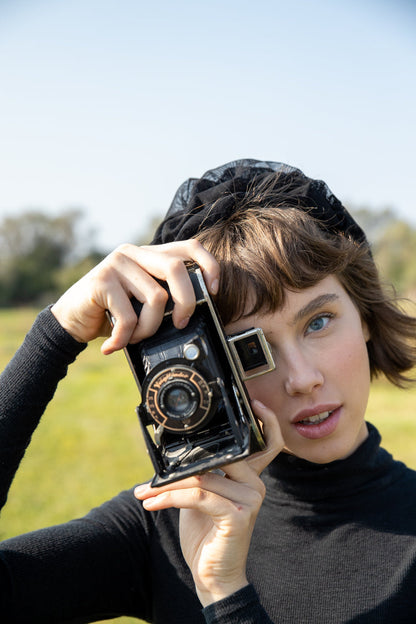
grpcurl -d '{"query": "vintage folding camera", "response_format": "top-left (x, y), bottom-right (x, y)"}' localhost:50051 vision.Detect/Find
top-left (123, 263), bottom-right (275, 487)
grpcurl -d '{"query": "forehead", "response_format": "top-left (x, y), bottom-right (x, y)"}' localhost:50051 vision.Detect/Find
top-left (225, 275), bottom-right (348, 333)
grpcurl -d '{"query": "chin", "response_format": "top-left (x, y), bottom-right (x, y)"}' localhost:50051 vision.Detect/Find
top-left (289, 431), bottom-right (368, 464)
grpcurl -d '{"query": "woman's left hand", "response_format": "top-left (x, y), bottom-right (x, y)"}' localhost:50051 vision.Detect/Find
top-left (134, 399), bottom-right (284, 607)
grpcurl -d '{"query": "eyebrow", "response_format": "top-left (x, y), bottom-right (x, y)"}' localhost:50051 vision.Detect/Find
top-left (292, 293), bottom-right (340, 325)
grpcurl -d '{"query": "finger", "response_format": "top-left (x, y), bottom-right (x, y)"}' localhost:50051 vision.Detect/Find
top-left (220, 460), bottom-right (264, 490)
top-left (139, 485), bottom-right (252, 521)
top-left (111, 241), bottom-right (220, 329)
top-left (135, 470), bottom-right (263, 509)
top-left (179, 239), bottom-right (220, 296)
top-left (140, 239), bottom-right (220, 296)
top-left (246, 400), bottom-right (285, 475)
top-left (134, 402), bottom-right (283, 498)
top-left (159, 256), bottom-right (196, 330)
top-left (100, 283), bottom-right (140, 354)
top-left (114, 267), bottom-right (169, 344)
top-left (97, 247), bottom-right (174, 348)
top-left (119, 245), bottom-right (197, 329)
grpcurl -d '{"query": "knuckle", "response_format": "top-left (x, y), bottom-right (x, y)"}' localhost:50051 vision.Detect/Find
top-left (257, 479), bottom-right (266, 501)
top-left (230, 505), bottom-right (252, 528)
top-left (252, 489), bottom-right (265, 511)
top-left (187, 238), bottom-right (204, 254)
top-left (92, 263), bottom-right (116, 289)
top-left (104, 248), bottom-right (127, 269)
top-left (191, 487), bottom-right (207, 504)
top-left (165, 257), bottom-right (187, 278)
top-left (114, 242), bottom-right (134, 256)
top-left (123, 308), bottom-right (139, 329)
top-left (148, 285), bottom-right (169, 308)
top-left (244, 479), bottom-right (266, 511)
top-left (114, 312), bottom-right (138, 337)
top-left (108, 243), bottom-right (138, 267)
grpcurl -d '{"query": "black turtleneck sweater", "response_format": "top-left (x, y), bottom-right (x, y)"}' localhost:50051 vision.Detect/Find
top-left (1, 308), bottom-right (416, 623)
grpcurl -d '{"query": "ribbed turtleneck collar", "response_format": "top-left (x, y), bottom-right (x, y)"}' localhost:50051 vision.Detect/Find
top-left (264, 423), bottom-right (406, 503)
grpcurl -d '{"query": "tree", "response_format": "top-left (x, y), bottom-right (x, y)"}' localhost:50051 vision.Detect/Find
top-left (348, 206), bottom-right (397, 244)
top-left (0, 210), bottom-right (100, 306)
top-left (350, 206), bottom-right (416, 298)
top-left (374, 221), bottom-right (416, 297)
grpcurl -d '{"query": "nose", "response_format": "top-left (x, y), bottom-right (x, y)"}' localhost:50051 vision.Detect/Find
top-left (283, 348), bottom-right (324, 396)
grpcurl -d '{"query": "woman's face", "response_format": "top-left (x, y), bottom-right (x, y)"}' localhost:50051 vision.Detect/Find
top-left (225, 275), bottom-right (371, 463)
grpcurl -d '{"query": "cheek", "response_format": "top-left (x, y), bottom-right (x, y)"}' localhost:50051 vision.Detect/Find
top-left (245, 374), bottom-right (279, 404)
top-left (326, 331), bottom-right (371, 386)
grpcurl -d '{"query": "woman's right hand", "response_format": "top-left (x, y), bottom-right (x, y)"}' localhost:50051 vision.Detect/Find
top-left (51, 240), bottom-right (220, 354)
top-left (135, 399), bottom-right (285, 607)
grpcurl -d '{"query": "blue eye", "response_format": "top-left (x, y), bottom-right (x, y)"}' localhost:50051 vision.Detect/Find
top-left (306, 314), bottom-right (332, 334)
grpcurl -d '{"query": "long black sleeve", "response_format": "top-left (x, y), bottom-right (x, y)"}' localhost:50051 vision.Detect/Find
top-left (0, 309), bottom-right (271, 624)
top-left (202, 585), bottom-right (273, 623)
top-left (0, 307), bottom-right (87, 510)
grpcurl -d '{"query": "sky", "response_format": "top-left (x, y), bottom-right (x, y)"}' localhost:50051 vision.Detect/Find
top-left (0, 0), bottom-right (415, 251)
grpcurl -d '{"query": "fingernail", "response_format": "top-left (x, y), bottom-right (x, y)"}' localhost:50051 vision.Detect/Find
top-left (134, 483), bottom-right (150, 498)
top-left (178, 316), bottom-right (190, 330)
top-left (252, 399), bottom-right (266, 409)
top-left (210, 278), bottom-right (219, 295)
top-left (142, 498), bottom-right (157, 510)
top-left (101, 340), bottom-right (115, 356)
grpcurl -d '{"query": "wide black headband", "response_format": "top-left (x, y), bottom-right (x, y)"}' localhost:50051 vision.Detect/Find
top-left (151, 158), bottom-right (368, 246)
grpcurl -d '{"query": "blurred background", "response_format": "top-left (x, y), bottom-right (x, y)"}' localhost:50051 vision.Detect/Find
top-left (0, 3), bottom-right (415, 622)
top-left (0, 0), bottom-right (415, 306)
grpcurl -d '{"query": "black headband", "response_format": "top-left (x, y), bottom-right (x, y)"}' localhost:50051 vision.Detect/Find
top-left (151, 159), bottom-right (368, 246)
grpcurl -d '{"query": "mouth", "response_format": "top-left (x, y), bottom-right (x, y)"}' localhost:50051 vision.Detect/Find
top-left (292, 406), bottom-right (342, 440)
top-left (298, 410), bottom-right (334, 425)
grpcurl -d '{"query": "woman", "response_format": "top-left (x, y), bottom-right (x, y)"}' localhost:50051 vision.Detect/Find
top-left (1, 159), bottom-right (415, 623)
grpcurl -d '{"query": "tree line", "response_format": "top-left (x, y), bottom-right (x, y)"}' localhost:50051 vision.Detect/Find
top-left (0, 206), bottom-right (415, 308)
top-left (0, 210), bottom-right (104, 307)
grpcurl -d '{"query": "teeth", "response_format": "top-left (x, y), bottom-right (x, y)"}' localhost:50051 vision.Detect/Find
top-left (300, 411), bottom-right (331, 425)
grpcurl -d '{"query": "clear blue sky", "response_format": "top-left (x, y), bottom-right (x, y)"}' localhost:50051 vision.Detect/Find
top-left (0, 0), bottom-right (415, 250)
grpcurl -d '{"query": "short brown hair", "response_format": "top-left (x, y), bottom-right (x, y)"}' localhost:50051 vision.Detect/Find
top-left (197, 194), bottom-right (416, 388)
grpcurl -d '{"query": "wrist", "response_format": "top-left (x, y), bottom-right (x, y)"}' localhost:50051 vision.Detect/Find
top-left (202, 584), bottom-right (271, 624)
top-left (197, 578), bottom-right (249, 608)
top-left (50, 303), bottom-right (87, 344)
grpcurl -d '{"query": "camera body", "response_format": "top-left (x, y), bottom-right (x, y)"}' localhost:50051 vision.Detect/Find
top-left (124, 263), bottom-right (275, 487)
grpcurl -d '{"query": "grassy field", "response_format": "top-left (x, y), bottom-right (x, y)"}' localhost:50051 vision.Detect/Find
top-left (1, 307), bottom-right (415, 624)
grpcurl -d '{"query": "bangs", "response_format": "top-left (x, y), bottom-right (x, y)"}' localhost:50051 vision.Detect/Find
top-left (194, 188), bottom-right (416, 389)
top-left (197, 207), bottom-right (361, 325)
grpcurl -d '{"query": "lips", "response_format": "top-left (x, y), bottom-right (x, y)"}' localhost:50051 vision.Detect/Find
top-left (292, 405), bottom-right (342, 439)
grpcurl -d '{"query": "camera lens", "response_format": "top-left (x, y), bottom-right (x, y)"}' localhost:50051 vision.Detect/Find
top-left (160, 381), bottom-right (198, 419)
top-left (144, 364), bottom-right (213, 432)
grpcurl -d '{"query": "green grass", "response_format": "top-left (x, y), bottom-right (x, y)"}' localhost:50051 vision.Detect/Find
top-left (366, 378), bottom-right (416, 468)
top-left (0, 308), bottom-right (415, 623)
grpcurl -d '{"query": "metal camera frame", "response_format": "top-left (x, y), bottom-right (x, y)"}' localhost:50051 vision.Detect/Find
top-left (119, 264), bottom-right (274, 486)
